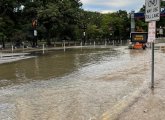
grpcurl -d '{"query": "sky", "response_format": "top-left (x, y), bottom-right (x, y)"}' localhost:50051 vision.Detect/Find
top-left (81, 0), bottom-right (145, 13)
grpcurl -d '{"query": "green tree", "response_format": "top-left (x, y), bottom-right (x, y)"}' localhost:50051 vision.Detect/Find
top-left (0, 0), bottom-right (16, 48)
top-left (37, 0), bottom-right (82, 45)
top-left (101, 10), bottom-right (130, 40)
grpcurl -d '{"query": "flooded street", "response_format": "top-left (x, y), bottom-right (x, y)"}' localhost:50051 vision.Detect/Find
top-left (0, 46), bottom-right (163, 120)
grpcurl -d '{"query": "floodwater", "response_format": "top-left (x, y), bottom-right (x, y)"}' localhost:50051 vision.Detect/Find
top-left (0, 46), bottom-right (157, 120)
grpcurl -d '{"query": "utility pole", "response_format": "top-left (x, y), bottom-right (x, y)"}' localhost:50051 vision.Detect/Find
top-left (131, 10), bottom-right (135, 32)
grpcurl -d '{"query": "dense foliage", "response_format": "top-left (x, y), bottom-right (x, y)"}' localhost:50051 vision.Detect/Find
top-left (0, 0), bottom-right (131, 48)
top-left (4, 0), bottom-right (165, 48)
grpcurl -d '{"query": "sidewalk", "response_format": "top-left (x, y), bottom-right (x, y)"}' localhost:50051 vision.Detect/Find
top-left (118, 80), bottom-right (165, 120)
top-left (0, 53), bottom-right (34, 64)
top-left (117, 45), bottom-right (165, 120)
top-left (0, 45), bottom-right (86, 53)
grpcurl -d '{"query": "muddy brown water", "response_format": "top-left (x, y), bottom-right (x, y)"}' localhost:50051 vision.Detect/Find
top-left (0, 46), bottom-right (160, 120)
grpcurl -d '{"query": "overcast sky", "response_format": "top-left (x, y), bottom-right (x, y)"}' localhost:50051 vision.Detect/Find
top-left (81, 0), bottom-right (145, 13)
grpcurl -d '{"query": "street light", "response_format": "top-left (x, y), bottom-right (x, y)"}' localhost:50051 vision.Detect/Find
top-left (130, 10), bottom-right (135, 32)
top-left (13, 3), bottom-right (25, 48)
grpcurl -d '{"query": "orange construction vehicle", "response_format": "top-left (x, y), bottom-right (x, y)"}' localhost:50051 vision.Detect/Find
top-left (129, 32), bottom-right (148, 49)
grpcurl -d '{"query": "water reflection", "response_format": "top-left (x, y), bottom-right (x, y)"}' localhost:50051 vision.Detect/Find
top-left (0, 47), bottom-right (118, 87)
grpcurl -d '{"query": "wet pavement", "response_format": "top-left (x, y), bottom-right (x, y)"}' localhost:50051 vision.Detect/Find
top-left (118, 47), bottom-right (165, 120)
top-left (0, 46), bottom-right (164, 120)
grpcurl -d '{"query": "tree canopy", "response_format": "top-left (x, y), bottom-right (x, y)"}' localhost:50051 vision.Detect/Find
top-left (0, 0), bottom-right (138, 48)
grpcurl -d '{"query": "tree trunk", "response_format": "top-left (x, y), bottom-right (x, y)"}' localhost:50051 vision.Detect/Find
top-left (47, 29), bottom-right (51, 46)
top-left (32, 37), bottom-right (36, 47)
top-left (2, 37), bottom-right (5, 49)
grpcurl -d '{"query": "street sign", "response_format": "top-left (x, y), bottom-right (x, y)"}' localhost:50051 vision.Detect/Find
top-left (145, 0), bottom-right (160, 22)
top-left (83, 32), bottom-right (86, 36)
top-left (145, 0), bottom-right (160, 89)
top-left (34, 30), bottom-right (37, 36)
top-left (131, 32), bottom-right (148, 43)
top-left (159, 27), bottom-right (163, 35)
top-left (148, 21), bottom-right (156, 42)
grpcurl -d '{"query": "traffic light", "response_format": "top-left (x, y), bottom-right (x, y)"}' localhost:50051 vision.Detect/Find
top-left (32, 19), bottom-right (37, 28)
